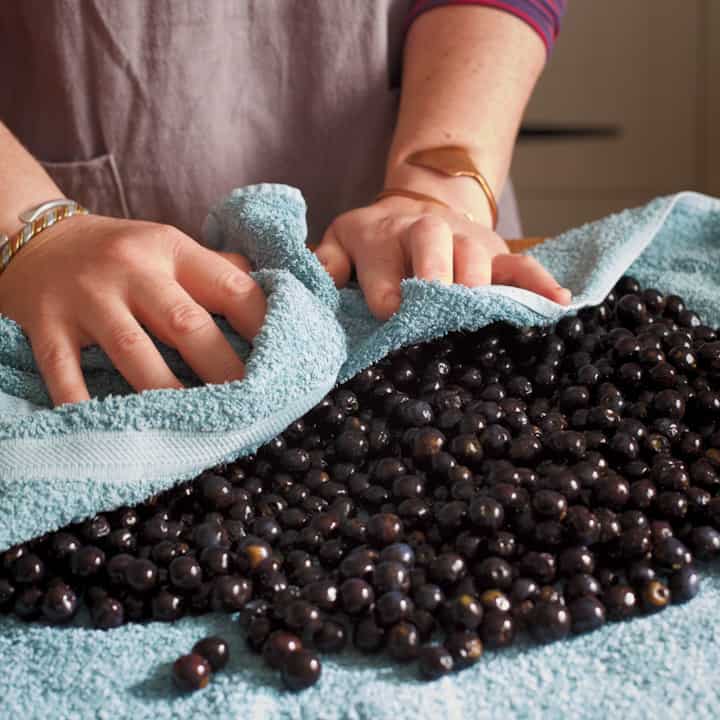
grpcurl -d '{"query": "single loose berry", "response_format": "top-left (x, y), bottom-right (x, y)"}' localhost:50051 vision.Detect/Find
top-left (172, 653), bottom-right (211, 692)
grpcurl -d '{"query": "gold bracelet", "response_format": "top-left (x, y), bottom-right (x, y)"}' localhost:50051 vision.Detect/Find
top-left (405, 146), bottom-right (499, 229)
top-left (506, 236), bottom-right (546, 253)
top-left (375, 188), bottom-right (477, 223)
top-left (0, 199), bottom-right (88, 273)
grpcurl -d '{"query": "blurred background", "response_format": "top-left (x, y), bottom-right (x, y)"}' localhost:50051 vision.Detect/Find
top-left (512, 0), bottom-right (719, 237)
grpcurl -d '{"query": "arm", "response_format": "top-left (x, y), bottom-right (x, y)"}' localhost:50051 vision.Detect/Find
top-left (0, 123), bottom-right (65, 236)
top-left (386, 3), bottom-right (549, 226)
top-left (317, 4), bottom-right (570, 318)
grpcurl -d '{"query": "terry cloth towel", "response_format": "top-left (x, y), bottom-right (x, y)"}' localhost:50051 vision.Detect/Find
top-left (0, 186), bottom-right (719, 719)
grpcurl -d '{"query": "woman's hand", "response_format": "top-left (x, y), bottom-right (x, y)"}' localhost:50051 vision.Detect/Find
top-left (0, 214), bottom-right (266, 406)
top-left (315, 195), bottom-right (571, 320)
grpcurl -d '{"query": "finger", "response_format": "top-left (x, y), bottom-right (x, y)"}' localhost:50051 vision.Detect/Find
top-left (315, 226), bottom-right (352, 287)
top-left (175, 242), bottom-right (267, 341)
top-left (405, 215), bottom-right (454, 284)
top-left (215, 251), bottom-right (252, 273)
top-left (132, 281), bottom-right (247, 385)
top-left (453, 234), bottom-right (493, 287)
top-left (492, 253), bottom-right (572, 304)
top-left (88, 305), bottom-right (184, 392)
top-left (29, 325), bottom-right (90, 406)
top-left (355, 242), bottom-right (406, 321)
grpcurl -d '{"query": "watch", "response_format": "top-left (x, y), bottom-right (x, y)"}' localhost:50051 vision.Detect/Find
top-left (0, 198), bottom-right (88, 273)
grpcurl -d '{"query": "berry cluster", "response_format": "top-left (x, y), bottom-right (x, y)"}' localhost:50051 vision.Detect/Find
top-left (2, 276), bottom-right (720, 691)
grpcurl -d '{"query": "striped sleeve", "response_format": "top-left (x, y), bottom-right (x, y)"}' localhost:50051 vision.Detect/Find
top-left (405, 0), bottom-right (567, 54)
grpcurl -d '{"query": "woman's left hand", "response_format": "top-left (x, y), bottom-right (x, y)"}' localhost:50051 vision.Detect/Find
top-left (315, 196), bottom-right (571, 321)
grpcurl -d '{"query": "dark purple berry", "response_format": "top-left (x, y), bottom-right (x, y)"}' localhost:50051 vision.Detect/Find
top-left (281, 649), bottom-right (321, 691)
top-left (193, 636), bottom-right (230, 671)
top-left (173, 653), bottom-right (211, 691)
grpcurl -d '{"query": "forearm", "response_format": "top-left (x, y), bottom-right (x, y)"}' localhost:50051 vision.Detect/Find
top-left (0, 122), bottom-right (63, 237)
top-left (385, 5), bottom-right (546, 227)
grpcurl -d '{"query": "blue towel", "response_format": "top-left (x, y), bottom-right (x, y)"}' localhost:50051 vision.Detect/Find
top-left (0, 186), bottom-right (719, 719)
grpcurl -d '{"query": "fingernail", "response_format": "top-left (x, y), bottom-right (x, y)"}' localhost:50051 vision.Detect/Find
top-left (381, 289), bottom-right (402, 317)
top-left (227, 273), bottom-right (253, 296)
top-left (315, 251), bottom-right (330, 269)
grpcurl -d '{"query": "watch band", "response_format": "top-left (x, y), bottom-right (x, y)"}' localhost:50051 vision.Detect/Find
top-left (405, 146), bottom-right (499, 229)
top-left (0, 199), bottom-right (89, 273)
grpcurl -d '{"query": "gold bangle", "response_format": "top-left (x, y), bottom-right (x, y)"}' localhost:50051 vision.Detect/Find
top-left (405, 146), bottom-right (499, 230)
top-left (0, 199), bottom-right (88, 273)
top-left (374, 188), bottom-right (476, 223)
top-left (506, 236), bottom-right (546, 253)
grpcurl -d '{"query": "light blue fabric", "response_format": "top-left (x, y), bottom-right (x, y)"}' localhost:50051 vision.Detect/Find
top-left (0, 186), bottom-right (719, 719)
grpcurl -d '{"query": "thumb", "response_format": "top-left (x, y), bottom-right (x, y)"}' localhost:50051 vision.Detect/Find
top-left (315, 226), bottom-right (352, 287)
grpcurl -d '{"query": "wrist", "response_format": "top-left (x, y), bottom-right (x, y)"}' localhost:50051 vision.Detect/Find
top-left (0, 190), bottom-right (67, 238)
top-left (385, 142), bottom-right (502, 229)
top-left (383, 162), bottom-right (495, 229)
top-left (374, 193), bottom-right (453, 219)
top-left (1, 201), bottom-right (89, 274)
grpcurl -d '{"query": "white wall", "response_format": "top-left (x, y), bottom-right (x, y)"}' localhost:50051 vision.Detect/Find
top-left (512, 0), bottom-right (716, 237)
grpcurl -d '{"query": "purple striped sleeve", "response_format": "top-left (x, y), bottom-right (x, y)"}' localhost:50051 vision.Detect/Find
top-left (406, 0), bottom-right (567, 54)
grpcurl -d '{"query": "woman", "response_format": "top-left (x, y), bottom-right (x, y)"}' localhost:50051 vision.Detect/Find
top-left (0, 0), bottom-right (569, 407)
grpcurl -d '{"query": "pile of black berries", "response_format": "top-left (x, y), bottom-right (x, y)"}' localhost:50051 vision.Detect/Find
top-left (2, 276), bottom-right (720, 691)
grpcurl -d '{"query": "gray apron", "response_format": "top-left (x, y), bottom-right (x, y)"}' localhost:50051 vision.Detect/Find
top-left (0, 0), bottom-right (521, 247)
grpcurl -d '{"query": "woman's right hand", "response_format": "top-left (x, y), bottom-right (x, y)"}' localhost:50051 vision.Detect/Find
top-left (0, 214), bottom-right (267, 406)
